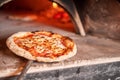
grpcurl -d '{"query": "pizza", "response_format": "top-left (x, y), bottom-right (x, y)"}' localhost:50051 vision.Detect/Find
top-left (8, 14), bottom-right (38, 22)
top-left (6, 31), bottom-right (77, 62)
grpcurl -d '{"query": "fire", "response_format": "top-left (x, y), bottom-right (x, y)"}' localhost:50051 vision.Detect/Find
top-left (52, 2), bottom-right (58, 8)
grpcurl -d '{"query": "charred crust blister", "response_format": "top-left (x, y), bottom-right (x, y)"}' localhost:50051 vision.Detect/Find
top-left (64, 36), bottom-right (73, 41)
top-left (31, 30), bottom-right (39, 33)
top-left (47, 31), bottom-right (54, 34)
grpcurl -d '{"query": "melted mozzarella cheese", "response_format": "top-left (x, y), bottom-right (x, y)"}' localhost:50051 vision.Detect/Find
top-left (34, 35), bottom-right (66, 54)
top-left (15, 34), bottom-right (67, 55)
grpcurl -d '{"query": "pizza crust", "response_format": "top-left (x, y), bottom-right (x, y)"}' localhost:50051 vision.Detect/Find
top-left (6, 32), bottom-right (36, 60)
top-left (6, 31), bottom-right (77, 62)
top-left (36, 44), bottom-right (77, 62)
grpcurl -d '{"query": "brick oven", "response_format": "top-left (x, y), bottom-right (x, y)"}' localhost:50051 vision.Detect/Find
top-left (0, 0), bottom-right (120, 80)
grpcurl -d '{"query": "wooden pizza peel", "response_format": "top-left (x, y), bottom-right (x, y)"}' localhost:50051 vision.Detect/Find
top-left (17, 60), bottom-right (33, 80)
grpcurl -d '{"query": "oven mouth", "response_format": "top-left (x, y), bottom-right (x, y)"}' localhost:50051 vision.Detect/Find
top-left (0, 0), bottom-right (76, 33)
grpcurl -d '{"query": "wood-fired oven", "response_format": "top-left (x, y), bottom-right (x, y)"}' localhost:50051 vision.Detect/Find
top-left (0, 0), bottom-right (120, 80)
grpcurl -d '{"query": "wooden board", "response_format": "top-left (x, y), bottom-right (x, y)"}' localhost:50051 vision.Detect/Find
top-left (0, 11), bottom-right (120, 78)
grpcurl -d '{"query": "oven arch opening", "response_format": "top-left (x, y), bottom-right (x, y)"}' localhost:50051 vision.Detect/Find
top-left (0, 0), bottom-right (76, 33)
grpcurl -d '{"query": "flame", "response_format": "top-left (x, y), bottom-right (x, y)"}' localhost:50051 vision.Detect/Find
top-left (52, 2), bottom-right (58, 8)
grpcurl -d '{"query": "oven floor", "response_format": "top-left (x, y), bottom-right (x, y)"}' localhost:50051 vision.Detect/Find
top-left (0, 11), bottom-right (120, 79)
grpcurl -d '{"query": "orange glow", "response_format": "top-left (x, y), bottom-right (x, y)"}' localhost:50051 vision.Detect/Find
top-left (52, 2), bottom-right (58, 8)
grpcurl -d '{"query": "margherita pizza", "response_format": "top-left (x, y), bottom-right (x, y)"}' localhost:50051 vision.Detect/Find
top-left (6, 31), bottom-right (77, 62)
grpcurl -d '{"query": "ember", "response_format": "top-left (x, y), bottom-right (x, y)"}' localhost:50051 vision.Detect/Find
top-left (52, 2), bottom-right (70, 23)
